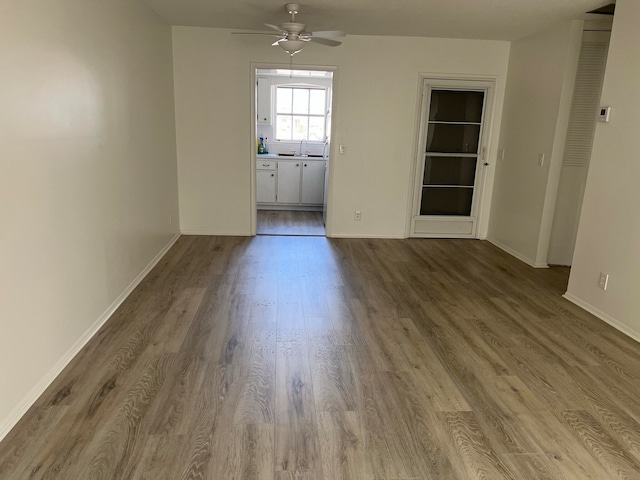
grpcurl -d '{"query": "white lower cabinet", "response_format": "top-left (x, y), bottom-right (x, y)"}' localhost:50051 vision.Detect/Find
top-left (301, 161), bottom-right (325, 204)
top-left (277, 161), bottom-right (301, 204)
top-left (256, 160), bottom-right (277, 203)
top-left (256, 170), bottom-right (276, 203)
top-left (257, 158), bottom-right (325, 207)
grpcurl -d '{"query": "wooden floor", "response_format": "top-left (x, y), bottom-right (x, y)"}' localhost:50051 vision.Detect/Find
top-left (2, 236), bottom-right (640, 479)
top-left (257, 210), bottom-right (325, 236)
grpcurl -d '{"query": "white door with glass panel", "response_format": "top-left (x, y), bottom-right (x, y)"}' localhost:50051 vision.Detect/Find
top-left (411, 80), bottom-right (493, 238)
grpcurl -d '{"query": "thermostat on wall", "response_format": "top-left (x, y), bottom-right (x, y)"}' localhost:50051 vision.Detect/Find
top-left (597, 106), bottom-right (611, 123)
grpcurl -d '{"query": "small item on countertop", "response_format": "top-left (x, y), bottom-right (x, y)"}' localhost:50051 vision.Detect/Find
top-left (258, 136), bottom-right (266, 154)
top-left (264, 137), bottom-right (269, 154)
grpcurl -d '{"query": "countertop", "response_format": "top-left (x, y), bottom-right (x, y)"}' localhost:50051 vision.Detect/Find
top-left (256, 153), bottom-right (326, 161)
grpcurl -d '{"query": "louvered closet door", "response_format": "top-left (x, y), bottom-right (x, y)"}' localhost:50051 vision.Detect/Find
top-left (563, 32), bottom-right (611, 168)
top-left (548, 31), bottom-right (610, 266)
top-left (411, 79), bottom-right (494, 238)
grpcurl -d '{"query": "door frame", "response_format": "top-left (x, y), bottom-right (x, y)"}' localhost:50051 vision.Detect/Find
top-left (249, 63), bottom-right (339, 237)
top-left (406, 75), bottom-right (498, 239)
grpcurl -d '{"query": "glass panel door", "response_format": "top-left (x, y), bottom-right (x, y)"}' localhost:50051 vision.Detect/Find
top-left (420, 89), bottom-right (485, 217)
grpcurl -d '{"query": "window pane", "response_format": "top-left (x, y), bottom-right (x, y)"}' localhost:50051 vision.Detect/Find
top-left (276, 115), bottom-right (292, 140)
top-left (309, 90), bottom-right (326, 115)
top-left (292, 115), bottom-right (308, 140)
top-left (426, 123), bottom-right (481, 153)
top-left (423, 156), bottom-right (477, 186)
top-left (420, 187), bottom-right (473, 216)
top-left (292, 89), bottom-right (309, 114)
top-left (277, 88), bottom-right (292, 114)
top-left (429, 90), bottom-right (484, 123)
top-left (308, 116), bottom-right (325, 141)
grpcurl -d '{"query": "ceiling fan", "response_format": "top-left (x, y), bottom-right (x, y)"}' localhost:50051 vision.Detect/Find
top-left (232, 3), bottom-right (345, 56)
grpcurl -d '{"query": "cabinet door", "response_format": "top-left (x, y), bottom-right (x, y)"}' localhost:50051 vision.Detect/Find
top-left (257, 77), bottom-right (271, 125)
top-left (256, 170), bottom-right (276, 203)
top-left (277, 161), bottom-right (301, 204)
top-left (301, 161), bottom-right (325, 204)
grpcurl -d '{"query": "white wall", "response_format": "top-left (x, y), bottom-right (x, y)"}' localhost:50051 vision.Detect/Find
top-left (488, 21), bottom-right (583, 267)
top-left (172, 28), bottom-right (510, 237)
top-left (0, 0), bottom-right (179, 438)
top-left (566, 0), bottom-right (640, 341)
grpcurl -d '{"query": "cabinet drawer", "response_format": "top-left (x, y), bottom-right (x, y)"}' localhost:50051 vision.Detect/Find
top-left (256, 160), bottom-right (276, 170)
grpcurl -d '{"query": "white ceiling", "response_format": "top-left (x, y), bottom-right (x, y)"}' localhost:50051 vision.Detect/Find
top-left (141, 0), bottom-right (611, 41)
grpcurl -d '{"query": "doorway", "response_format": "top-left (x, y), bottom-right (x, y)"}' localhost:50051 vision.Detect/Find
top-left (253, 67), bottom-right (334, 237)
top-left (410, 78), bottom-right (495, 238)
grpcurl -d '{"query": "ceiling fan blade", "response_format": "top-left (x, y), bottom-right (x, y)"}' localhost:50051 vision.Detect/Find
top-left (272, 39), bottom-right (284, 46)
top-left (231, 31), bottom-right (282, 37)
top-left (309, 37), bottom-right (342, 47)
top-left (310, 30), bottom-right (345, 38)
top-left (264, 23), bottom-right (283, 32)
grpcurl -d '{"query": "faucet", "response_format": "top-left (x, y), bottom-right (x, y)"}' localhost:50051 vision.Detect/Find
top-left (299, 139), bottom-right (309, 156)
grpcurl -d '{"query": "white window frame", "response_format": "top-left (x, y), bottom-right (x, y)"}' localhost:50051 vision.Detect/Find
top-left (274, 85), bottom-right (329, 143)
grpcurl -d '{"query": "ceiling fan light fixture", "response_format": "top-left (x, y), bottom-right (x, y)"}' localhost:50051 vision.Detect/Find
top-left (278, 39), bottom-right (305, 55)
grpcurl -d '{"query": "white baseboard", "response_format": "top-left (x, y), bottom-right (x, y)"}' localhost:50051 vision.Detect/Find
top-left (486, 237), bottom-right (548, 268)
top-left (0, 233), bottom-right (181, 443)
top-left (329, 233), bottom-right (406, 239)
top-left (563, 292), bottom-right (640, 344)
top-left (180, 230), bottom-right (251, 236)
top-left (257, 205), bottom-right (323, 212)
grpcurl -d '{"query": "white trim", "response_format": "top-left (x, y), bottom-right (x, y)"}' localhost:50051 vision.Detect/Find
top-left (563, 293), bottom-right (640, 344)
top-left (412, 233), bottom-right (475, 239)
top-left (251, 63), bottom-right (339, 239)
top-left (407, 75), bottom-right (498, 239)
top-left (257, 205), bottom-right (323, 212)
top-left (486, 236), bottom-right (549, 268)
top-left (329, 233), bottom-right (406, 239)
top-left (180, 230), bottom-right (251, 236)
top-left (0, 233), bottom-right (181, 443)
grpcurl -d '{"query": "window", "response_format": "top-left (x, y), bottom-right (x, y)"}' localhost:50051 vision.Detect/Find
top-left (275, 86), bottom-right (327, 142)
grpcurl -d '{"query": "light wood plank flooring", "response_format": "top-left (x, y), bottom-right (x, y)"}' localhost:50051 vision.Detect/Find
top-left (2, 236), bottom-right (640, 479)
top-left (257, 210), bottom-right (325, 236)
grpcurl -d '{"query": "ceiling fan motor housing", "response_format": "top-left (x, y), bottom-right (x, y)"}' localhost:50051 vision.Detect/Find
top-left (280, 22), bottom-right (306, 36)
top-left (285, 3), bottom-right (300, 15)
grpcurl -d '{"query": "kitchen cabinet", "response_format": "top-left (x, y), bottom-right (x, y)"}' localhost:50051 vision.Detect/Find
top-left (301, 161), bottom-right (325, 204)
top-left (257, 77), bottom-right (271, 125)
top-left (256, 171), bottom-right (276, 203)
top-left (277, 161), bottom-right (301, 204)
top-left (256, 159), bottom-right (276, 203)
top-left (256, 156), bottom-right (325, 208)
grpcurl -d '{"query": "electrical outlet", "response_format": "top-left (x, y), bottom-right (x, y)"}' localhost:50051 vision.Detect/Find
top-left (354, 210), bottom-right (361, 221)
top-left (339, 144), bottom-right (347, 155)
top-left (499, 148), bottom-right (505, 161)
top-left (598, 272), bottom-right (609, 290)
top-left (169, 214), bottom-right (173, 225)
top-left (538, 153), bottom-right (545, 167)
